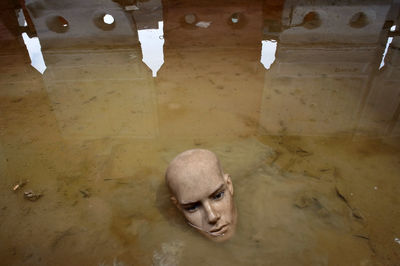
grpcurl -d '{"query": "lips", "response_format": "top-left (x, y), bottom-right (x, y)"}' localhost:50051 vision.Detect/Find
top-left (210, 224), bottom-right (229, 234)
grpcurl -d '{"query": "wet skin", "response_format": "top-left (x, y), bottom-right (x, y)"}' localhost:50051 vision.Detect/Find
top-left (166, 149), bottom-right (237, 242)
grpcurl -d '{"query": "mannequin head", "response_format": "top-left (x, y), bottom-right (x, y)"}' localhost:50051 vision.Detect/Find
top-left (165, 149), bottom-right (237, 242)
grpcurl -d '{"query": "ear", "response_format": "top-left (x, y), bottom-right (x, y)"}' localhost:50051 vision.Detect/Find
top-left (170, 196), bottom-right (181, 210)
top-left (224, 173), bottom-right (234, 196)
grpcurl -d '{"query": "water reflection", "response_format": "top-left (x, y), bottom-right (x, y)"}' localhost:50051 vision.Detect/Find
top-left (0, 0), bottom-right (400, 265)
top-left (260, 39), bottom-right (277, 69)
top-left (21, 31), bottom-right (46, 74)
top-left (380, 25), bottom-right (397, 69)
top-left (138, 21), bottom-right (165, 77)
top-left (260, 0), bottom-right (400, 137)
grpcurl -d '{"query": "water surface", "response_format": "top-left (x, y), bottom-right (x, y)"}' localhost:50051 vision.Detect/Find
top-left (0, 0), bottom-right (400, 265)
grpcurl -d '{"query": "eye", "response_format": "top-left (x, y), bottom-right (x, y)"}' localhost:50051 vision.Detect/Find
top-left (213, 190), bottom-right (225, 200)
top-left (184, 203), bottom-right (200, 213)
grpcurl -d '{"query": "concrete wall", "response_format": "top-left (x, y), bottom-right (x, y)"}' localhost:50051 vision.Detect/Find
top-left (25, 0), bottom-right (139, 49)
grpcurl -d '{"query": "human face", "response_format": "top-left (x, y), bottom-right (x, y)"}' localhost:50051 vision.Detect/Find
top-left (171, 171), bottom-right (237, 242)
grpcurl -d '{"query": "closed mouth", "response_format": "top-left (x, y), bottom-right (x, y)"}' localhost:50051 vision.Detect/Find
top-left (210, 224), bottom-right (228, 234)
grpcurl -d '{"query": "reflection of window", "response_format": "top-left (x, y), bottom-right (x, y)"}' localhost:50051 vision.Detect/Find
top-left (260, 40), bottom-right (277, 70)
top-left (21, 19), bottom-right (46, 74)
top-left (380, 25), bottom-right (397, 69)
top-left (138, 21), bottom-right (165, 77)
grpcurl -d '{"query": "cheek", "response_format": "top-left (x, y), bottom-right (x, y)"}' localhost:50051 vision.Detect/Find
top-left (214, 195), bottom-right (233, 214)
top-left (183, 210), bottom-right (204, 226)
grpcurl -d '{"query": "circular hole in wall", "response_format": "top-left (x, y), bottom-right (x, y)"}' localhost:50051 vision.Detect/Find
top-left (103, 14), bottom-right (115, 25)
top-left (93, 12), bottom-right (116, 31)
top-left (228, 12), bottom-right (247, 29)
top-left (349, 12), bottom-right (369, 28)
top-left (46, 16), bottom-right (69, 33)
top-left (231, 13), bottom-right (240, 23)
top-left (302, 11), bottom-right (321, 29)
top-left (184, 13), bottom-right (197, 25)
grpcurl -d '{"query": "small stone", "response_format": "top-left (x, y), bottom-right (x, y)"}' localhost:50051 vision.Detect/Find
top-left (23, 190), bottom-right (42, 201)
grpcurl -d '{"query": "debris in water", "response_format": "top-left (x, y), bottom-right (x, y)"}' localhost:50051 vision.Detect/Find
top-left (335, 186), bottom-right (348, 203)
top-left (296, 147), bottom-right (312, 157)
top-left (319, 168), bottom-right (331, 172)
top-left (11, 98), bottom-right (23, 103)
top-left (373, 186), bottom-right (378, 190)
top-left (12, 180), bottom-right (28, 191)
top-left (83, 96), bottom-right (97, 104)
top-left (294, 195), bottom-right (322, 210)
top-left (79, 189), bottom-right (90, 198)
top-left (353, 234), bottom-right (369, 240)
top-left (335, 186), bottom-right (363, 220)
top-left (196, 21), bottom-right (211, 28)
top-left (351, 208), bottom-right (363, 220)
top-left (303, 170), bottom-right (320, 180)
top-left (395, 238), bottom-right (400, 245)
top-left (23, 190), bottom-right (42, 201)
top-left (294, 195), bottom-right (311, 209)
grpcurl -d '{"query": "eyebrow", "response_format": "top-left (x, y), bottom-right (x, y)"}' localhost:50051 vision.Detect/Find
top-left (180, 184), bottom-right (225, 206)
top-left (209, 184), bottom-right (225, 197)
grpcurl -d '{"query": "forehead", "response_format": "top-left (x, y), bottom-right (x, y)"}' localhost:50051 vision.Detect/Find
top-left (174, 170), bottom-right (224, 204)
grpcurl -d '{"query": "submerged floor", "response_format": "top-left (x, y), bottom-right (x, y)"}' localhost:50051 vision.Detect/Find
top-left (1, 0), bottom-right (400, 265)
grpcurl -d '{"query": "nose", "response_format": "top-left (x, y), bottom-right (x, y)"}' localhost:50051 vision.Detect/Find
top-left (203, 201), bottom-right (220, 224)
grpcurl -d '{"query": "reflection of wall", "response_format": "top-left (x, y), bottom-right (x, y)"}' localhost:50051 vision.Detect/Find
top-left (158, 0), bottom-right (265, 138)
top-left (23, 0), bottom-right (161, 139)
top-left (0, 1), bottom-right (30, 63)
top-left (25, 0), bottom-right (138, 49)
top-left (0, 4), bottom-right (62, 144)
top-left (162, 0), bottom-right (262, 48)
top-left (357, 36), bottom-right (400, 137)
top-left (132, 0), bottom-right (163, 30)
top-left (262, 0), bottom-right (285, 39)
top-left (259, 0), bottom-right (399, 137)
top-left (42, 50), bottom-right (158, 139)
top-left (260, 76), bottom-right (367, 136)
top-left (281, 0), bottom-right (391, 44)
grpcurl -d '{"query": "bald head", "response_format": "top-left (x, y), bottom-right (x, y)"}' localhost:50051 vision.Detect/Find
top-left (165, 149), bottom-right (237, 242)
top-left (165, 149), bottom-right (223, 198)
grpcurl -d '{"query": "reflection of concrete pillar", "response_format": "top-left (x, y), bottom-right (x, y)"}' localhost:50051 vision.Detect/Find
top-left (0, 6), bottom-right (62, 145)
top-left (383, 36), bottom-right (400, 136)
top-left (0, 1), bottom-right (30, 61)
top-left (356, 71), bottom-right (400, 136)
top-left (22, 0), bottom-right (162, 139)
top-left (0, 2), bottom-right (35, 81)
top-left (25, 0), bottom-right (139, 49)
top-left (262, 0), bottom-right (285, 39)
top-left (387, 36), bottom-right (400, 78)
top-left (41, 49), bottom-right (158, 139)
top-left (131, 0), bottom-right (163, 30)
top-left (354, 20), bottom-right (400, 137)
top-left (157, 0), bottom-right (265, 138)
top-left (259, 1), bottom-right (393, 136)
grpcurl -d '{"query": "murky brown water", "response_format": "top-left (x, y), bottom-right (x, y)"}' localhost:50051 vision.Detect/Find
top-left (1, 0), bottom-right (400, 265)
